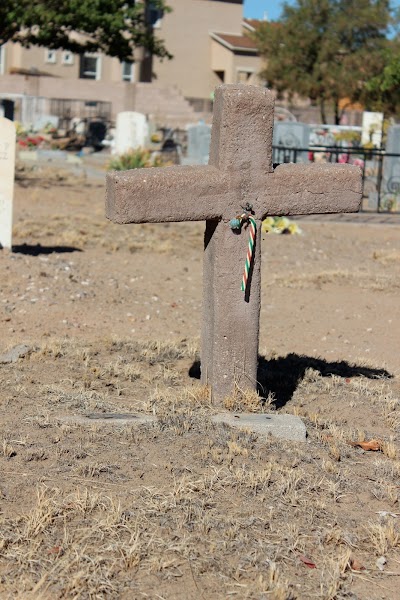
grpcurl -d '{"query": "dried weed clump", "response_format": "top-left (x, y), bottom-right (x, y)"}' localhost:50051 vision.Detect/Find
top-left (0, 487), bottom-right (145, 597)
top-left (365, 517), bottom-right (400, 556)
top-left (265, 268), bottom-right (400, 291)
top-left (224, 386), bottom-right (274, 413)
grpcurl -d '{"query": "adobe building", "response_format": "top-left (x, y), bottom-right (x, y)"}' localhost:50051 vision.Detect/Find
top-left (0, 0), bottom-right (263, 127)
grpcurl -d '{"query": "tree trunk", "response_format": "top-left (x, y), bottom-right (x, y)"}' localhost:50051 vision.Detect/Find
top-left (139, 0), bottom-right (154, 82)
top-left (334, 99), bottom-right (340, 125)
top-left (319, 99), bottom-right (327, 124)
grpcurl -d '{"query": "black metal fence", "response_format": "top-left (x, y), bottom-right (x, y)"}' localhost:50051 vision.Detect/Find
top-left (272, 145), bottom-right (400, 213)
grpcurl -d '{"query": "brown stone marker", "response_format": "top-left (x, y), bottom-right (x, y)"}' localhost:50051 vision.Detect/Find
top-left (106, 84), bottom-right (362, 401)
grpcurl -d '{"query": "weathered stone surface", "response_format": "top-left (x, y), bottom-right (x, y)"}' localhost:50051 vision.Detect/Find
top-left (106, 84), bottom-right (363, 401)
top-left (0, 344), bottom-right (32, 364)
top-left (58, 413), bottom-right (156, 426)
top-left (212, 413), bottom-right (307, 442)
top-left (0, 117), bottom-right (16, 250)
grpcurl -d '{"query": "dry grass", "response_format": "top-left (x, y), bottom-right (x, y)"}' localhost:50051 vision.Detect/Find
top-left (2, 182), bottom-right (400, 597)
top-left (372, 249), bottom-right (400, 264)
top-left (12, 212), bottom-right (203, 254)
top-left (1, 336), bottom-right (399, 598)
top-left (265, 268), bottom-right (400, 291)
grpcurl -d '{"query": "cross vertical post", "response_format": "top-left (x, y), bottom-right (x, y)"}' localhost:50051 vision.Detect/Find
top-left (200, 86), bottom-right (275, 398)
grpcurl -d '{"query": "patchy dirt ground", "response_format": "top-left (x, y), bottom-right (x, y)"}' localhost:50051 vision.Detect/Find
top-left (0, 167), bottom-right (399, 599)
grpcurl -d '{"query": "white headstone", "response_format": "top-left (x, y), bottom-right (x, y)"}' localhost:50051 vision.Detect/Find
top-left (0, 118), bottom-right (16, 249)
top-left (33, 115), bottom-right (59, 132)
top-left (114, 112), bottom-right (149, 155)
top-left (362, 111), bottom-right (383, 148)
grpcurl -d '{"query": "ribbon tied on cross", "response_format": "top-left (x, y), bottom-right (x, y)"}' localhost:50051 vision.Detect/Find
top-left (229, 203), bottom-right (257, 293)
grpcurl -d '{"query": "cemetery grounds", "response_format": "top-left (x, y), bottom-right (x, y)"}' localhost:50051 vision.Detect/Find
top-left (0, 162), bottom-right (399, 599)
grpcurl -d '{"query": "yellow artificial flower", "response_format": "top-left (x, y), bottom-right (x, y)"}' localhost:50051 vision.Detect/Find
top-left (261, 217), bottom-right (275, 233)
top-left (288, 223), bottom-right (301, 235)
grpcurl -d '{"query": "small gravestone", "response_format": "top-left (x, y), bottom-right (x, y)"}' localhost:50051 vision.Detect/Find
top-left (107, 84), bottom-right (362, 402)
top-left (33, 115), bottom-right (59, 132)
top-left (382, 125), bottom-right (400, 209)
top-left (114, 111), bottom-right (149, 155)
top-left (361, 111), bottom-right (384, 148)
top-left (366, 191), bottom-right (379, 211)
top-left (0, 117), bottom-right (16, 250)
top-left (183, 122), bottom-right (212, 165)
top-left (273, 121), bottom-right (310, 163)
top-left (309, 125), bottom-right (335, 147)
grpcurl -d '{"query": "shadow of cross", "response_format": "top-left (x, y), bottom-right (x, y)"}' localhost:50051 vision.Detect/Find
top-left (106, 84), bottom-right (362, 401)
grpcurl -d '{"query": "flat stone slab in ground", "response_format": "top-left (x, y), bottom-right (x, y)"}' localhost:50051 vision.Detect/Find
top-left (0, 344), bottom-right (33, 364)
top-left (212, 413), bottom-right (307, 442)
top-left (58, 413), bottom-right (156, 426)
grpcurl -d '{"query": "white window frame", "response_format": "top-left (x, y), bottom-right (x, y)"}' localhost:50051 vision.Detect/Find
top-left (62, 51), bottom-right (74, 65)
top-left (121, 60), bottom-right (135, 82)
top-left (45, 49), bottom-right (57, 64)
top-left (80, 53), bottom-right (101, 80)
top-left (0, 45), bottom-right (5, 75)
top-left (153, 16), bottom-right (162, 29)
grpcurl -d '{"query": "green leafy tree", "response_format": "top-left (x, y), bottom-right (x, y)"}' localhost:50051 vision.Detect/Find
top-left (0, 1), bottom-right (171, 62)
top-left (253, 0), bottom-right (394, 123)
top-left (364, 40), bottom-right (400, 115)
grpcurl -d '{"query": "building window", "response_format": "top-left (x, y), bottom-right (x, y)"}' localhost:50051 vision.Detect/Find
top-left (122, 61), bottom-right (135, 82)
top-left (152, 15), bottom-right (163, 29)
top-left (45, 49), bottom-right (57, 64)
top-left (62, 51), bottom-right (74, 65)
top-left (236, 70), bottom-right (253, 84)
top-left (79, 54), bottom-right (101, 80)
top-left (147, 4), bottom-right (163, 28)
top-left (0, 45), bottom-right (5, 75)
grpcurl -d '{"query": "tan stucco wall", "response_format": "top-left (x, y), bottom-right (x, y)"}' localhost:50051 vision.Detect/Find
top-left (211, 39), bottom-right (233, 76)
top-left (13, 44), bottom-right (80, 78)
top-left (0, 1), bottom-right (261, 108)
top-left (153, 0), bottom-right (244, 99)
top-left (0, 74), bottom-right (136, 116)
top-left (1, 43), bottom-right (23, 74)
top-left (211, 39), bottom-right (262, 85)
top-left (1, 42), bottom-right (132, 84)
top-left (232, 53), bottom-right (262, 84)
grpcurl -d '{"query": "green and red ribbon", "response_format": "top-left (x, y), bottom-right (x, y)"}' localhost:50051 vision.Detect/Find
top-left (241, 216), bottom-right (257, 292)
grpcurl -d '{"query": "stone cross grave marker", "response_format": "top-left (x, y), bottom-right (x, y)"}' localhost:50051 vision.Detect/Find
top-left (106, 84), bottom-right (362, 401)
top-left (0, 117), bottom-right (16, 250)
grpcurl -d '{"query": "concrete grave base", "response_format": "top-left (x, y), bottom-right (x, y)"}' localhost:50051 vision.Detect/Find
top-left (212, 413), bottom-right (307, 442)
top-left (57, 413), bottom-right (156, 427)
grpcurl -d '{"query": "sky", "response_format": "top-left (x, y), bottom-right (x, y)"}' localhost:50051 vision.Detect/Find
top-left (243, 0), bottom-right (284, 21)
top-left (243, 0), bottom-right (400, 21)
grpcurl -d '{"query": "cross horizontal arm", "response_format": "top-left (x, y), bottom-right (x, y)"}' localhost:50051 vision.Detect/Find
top-left (259, 163), bottom-right (362, 218)
top-left (106, 165), bottom-right (230, 224)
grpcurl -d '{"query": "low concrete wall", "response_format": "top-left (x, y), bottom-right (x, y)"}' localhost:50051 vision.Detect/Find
top-left (0, 75), bottom-right (136, 119)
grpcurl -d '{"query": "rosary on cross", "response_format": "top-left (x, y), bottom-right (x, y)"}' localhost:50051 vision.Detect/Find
top-left (229, 202), bottom-right (257, 293)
